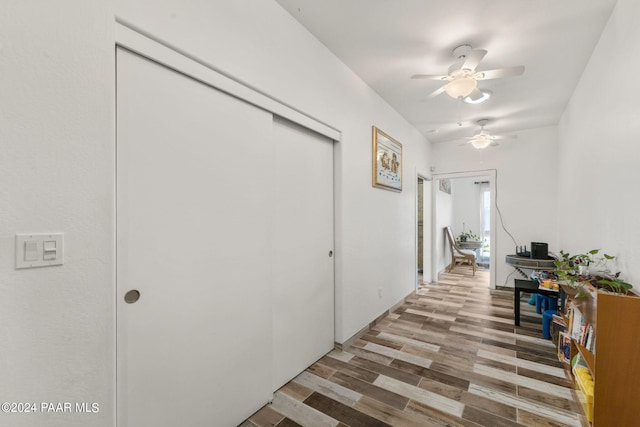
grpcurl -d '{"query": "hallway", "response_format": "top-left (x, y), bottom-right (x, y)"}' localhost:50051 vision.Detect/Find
top-left (241, 266), bottom-right (587, 426)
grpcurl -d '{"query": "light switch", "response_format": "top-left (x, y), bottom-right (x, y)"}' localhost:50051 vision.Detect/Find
top-left (16, 233), bottom-right (64, 269)
top-left (24, 240), bottom-right (39, 261)
top-left (43, 240), bottom-right (57, 260)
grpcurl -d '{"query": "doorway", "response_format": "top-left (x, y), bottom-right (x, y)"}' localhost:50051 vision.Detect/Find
top-left (431, 170), bottom-right (497, 288)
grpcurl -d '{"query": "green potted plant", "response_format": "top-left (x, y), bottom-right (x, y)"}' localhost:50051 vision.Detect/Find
top-left (595, 277), bottom-right (633, 295)
top-left (553, 249), bottom-right (632, 295)
top-left (457, 229), bottom-right (480, 243)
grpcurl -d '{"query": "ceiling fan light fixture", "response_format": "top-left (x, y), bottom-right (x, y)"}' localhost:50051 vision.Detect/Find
top-left (444, 76), bottom-right (477, 98)
top-left (464, 89), bottom-right (492, 104)
top-left (471, 136), bottom-right (491, 149)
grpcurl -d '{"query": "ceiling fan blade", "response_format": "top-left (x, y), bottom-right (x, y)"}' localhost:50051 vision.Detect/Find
top-left (491, 134), bottom-right (518, 140)
top-left (476, 65), bottom-right (525, 80)
top-left (411, 73), bottom-right (448, 80)
top-left (424, 85), bottom-right (447, 99)
top-left (462, 49), bottom-right (487, 71)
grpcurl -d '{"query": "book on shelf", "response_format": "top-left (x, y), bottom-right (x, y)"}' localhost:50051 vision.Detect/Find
top-left (585, 325), bottom-right (594, 352)
top-left (558, 331), bottom-right (572, 364)
top-left (569, 306), bottom-right (585, 343)
top-left (567, 306), bottom-right (574, 332)
top-left (563, 295), bottom-right (572, 316)
top-left (552, 313), bottom-right (566, 327)
top-left (580, 321), bottom-right (590, 346)
top-left (576, 323), bottom-right (595, 351)
top-left (566, 304), bottom-right (596, 353)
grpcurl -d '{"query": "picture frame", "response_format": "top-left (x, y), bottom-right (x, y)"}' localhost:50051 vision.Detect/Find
top-left (439, 178), bottom-right (451, 194)
top-left (372, 126), bottom-right (402, 192)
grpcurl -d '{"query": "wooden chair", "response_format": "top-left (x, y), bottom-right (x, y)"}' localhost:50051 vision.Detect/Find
top-left (444, 226), bottom-right (477, 275)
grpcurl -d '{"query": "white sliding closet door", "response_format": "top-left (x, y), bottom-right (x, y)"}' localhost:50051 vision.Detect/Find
top-left (272, 117), bottom-right (335, 390)
top-left (116, 48), bottom-right (273, 427)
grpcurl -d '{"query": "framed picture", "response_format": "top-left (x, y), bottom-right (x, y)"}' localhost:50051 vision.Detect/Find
top-left (372, 126), bottom-right (402, 192)
top-left (439, 178), bottom-right (451, 194)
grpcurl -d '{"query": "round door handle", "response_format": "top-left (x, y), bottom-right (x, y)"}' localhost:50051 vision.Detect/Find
top-left (124, 289), bottom-right (141, 304)
top-left (329, 250), bottom-right (333, 258)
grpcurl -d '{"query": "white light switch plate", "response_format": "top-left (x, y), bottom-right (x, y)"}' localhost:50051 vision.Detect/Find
top-left (15, 233), bottom-right (64, 269)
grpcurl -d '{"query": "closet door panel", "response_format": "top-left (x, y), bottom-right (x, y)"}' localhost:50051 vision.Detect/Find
top-left (272, 117), bottom-right (335, 390)
top-left (117, 48), bottom-right (273, 427)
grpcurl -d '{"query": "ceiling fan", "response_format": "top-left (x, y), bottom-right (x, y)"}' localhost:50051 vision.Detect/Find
top-left (411, 44), bottom-right (525, 99)
top-left (462, 119), bottom-right (517, 149)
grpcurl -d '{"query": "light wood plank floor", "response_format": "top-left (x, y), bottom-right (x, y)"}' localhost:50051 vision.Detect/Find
top-left (241, 266), bottom-right (588, 427)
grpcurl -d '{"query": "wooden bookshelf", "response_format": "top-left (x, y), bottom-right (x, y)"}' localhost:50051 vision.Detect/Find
top-left (561, 282), bottom-right (640, 426)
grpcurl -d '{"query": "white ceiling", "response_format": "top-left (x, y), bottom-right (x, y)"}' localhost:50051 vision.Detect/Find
top-left (275, 0), bottom-right (617, 144)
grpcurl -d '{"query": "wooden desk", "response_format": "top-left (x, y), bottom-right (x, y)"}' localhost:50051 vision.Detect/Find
top-left (514, 279), bottom-right (564, 326)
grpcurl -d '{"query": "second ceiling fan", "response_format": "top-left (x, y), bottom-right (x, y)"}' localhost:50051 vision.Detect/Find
top-left (463, 119), bottom-right (517, 149)
top-left (412, 44), bottom-right (525, 99)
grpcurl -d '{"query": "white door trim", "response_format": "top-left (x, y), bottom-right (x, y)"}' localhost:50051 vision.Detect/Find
top-left (415, 171), bottom-right (432, 290)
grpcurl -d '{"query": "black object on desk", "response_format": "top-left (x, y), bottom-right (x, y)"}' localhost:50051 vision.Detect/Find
top-left (531, 242), bottom-right (549, 259)
top-left (513, 279), bottom-right (565, 326)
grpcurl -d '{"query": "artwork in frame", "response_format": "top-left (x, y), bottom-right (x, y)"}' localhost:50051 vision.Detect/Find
top-left (439, 178), bottom-right (451, 194)
top-left (372, 126), bottom-right (402, 192)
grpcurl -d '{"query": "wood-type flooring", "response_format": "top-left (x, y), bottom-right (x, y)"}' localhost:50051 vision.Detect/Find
top-left (240, 266), bottom-right (588, 427)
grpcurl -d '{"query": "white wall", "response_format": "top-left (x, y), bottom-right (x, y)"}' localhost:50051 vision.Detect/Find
top-left (432, 126), bottom-right (558, 287)
top-left (557, 0), bottom-right (640, 285)
top-left (0, 1), bottom-right (115, 427)
top-left (115, 0), bottom-right (431, 343)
